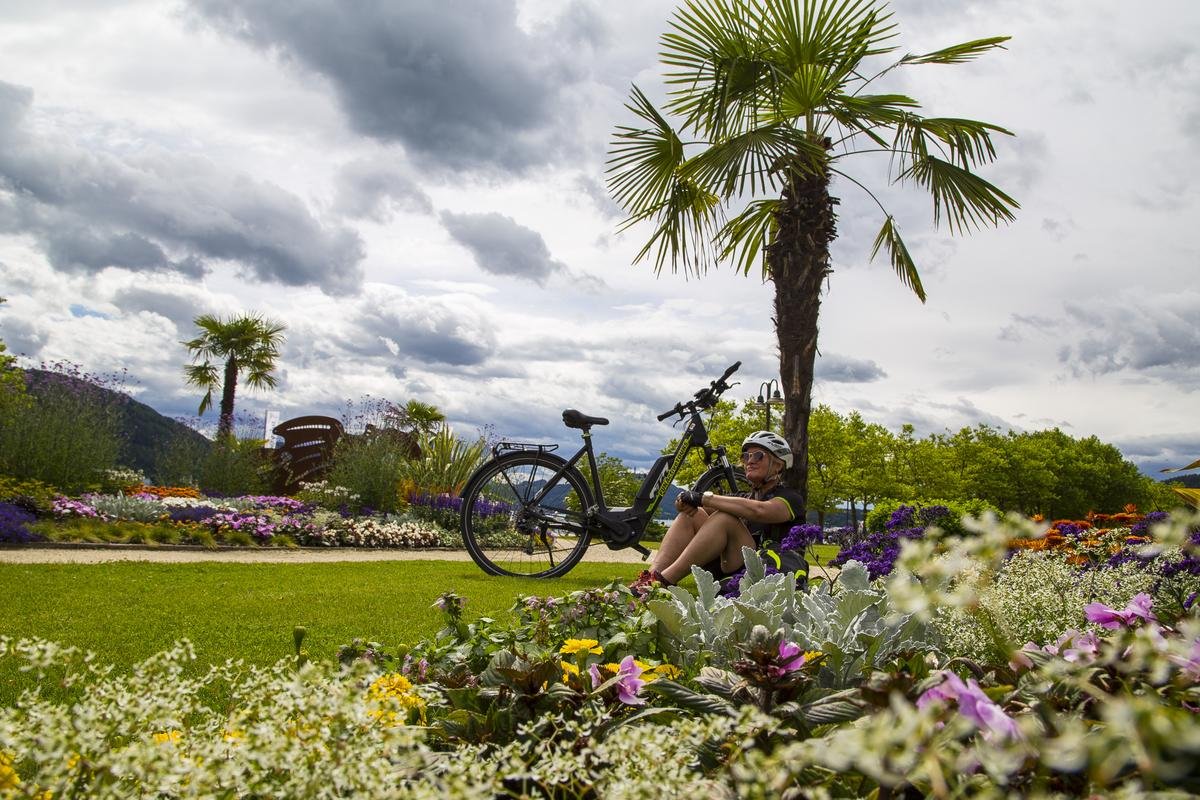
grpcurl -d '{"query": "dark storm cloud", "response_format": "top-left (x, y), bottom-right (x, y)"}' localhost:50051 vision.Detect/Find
top-left (814, 353), bottom-right (887, 383)
top-left (1110, 432), bottom-right (1200, 475)
top-left (0, 80), bottom-right (365, 294)
top-left (1059, 299), bottom-right (1200, 387)
top-left (188, 0), bottom-right (602, 172)
top-left (333, 159), bottom-right (433, 221)
top-left (441, 212), bottom-right (566, 286)
top-left (344, 291), bottom-right (498, 367)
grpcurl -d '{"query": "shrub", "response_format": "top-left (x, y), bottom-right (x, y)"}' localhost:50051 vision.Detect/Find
top-left (152, 428), bottom-right (208, 488)
top-left (198, 438), bottom-right (269, 497)
top-left (96, 467), bottom-right (146, 494)
top-left (0, 476), bottom-right (59, 515)
top-left (396, 428), bottom-right (488, 497)
top-left (0, 362), bottom-right (126, 492)
top-left (326, 431), bottom-right (410, 512)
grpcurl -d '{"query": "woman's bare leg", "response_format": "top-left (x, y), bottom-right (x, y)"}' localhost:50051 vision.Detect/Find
top-left (658, 512), bottom-right (755, 585)
top-left (650, 508), bottom-right (709, 573)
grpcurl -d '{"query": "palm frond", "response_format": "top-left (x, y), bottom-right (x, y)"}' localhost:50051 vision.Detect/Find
top-left (895, 116), bottom-right (1013, 171)
top-left (901, 155), bottom-right (1019, 235)
top-left (607, 86), bottom-right (688, 217)
top-left (680, 124), bottom-right (796, 198)
top-left (661, 0), bottom-right (776, 136)
top-left (902, 36), bottom-right (1010, 65)
top-left (184, 362), bottom-right (219, 390)
top-left (716, 199), bottom-right (780, 277)
top-left (627, 175), bottom-right (722, 276)
top-left (766, 0), bottom-right (898, 73)
top-left (869, 216), bottom-right (925, 302)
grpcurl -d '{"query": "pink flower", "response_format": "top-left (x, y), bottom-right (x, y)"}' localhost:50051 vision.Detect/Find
top-left (769, 641), bottom-right (810, 678)
top-left (1085, 593), bottom-right (1157, 629)
top-left (1169, 638), bottom-right (1200, 683)
top-left (918, 672), bottom-right (1020, 741)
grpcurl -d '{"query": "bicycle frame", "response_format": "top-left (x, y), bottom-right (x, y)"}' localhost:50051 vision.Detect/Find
top-left (496, 405), bottom-right (737, 547)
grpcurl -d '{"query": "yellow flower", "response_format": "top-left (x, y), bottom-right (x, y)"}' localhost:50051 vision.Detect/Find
top-left (0, 751), bottom-right (21, 792)
top-left (367, 673), bottom-right (427, 725)
top-left (561, 661), bottom-right (581, 682)
top-left (559, 639), bottom-right (602, 656)
top-left (803, 651), bottom-right (824, 664)
top-left (66, 754), bottom-right (80, 771)
top-left (152, 730), bottom-right (182, 745)
top-left (642, 663), bottom-right (682, 682)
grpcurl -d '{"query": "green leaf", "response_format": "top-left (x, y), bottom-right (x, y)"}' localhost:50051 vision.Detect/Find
top-left (650, 677), bottom-right (738, 717)
top-left (902, 155), bottom-right (1019, 235)
top-left (902, 36), bottom-right (1011, 65)
top-left (607, 85), bottom-right (687, 218)
top-left (869, 215), bottom-right (925, 302)
top-left (716, 199), bottom-right (779, 278)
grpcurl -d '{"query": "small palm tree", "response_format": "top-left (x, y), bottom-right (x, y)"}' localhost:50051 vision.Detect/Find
top-left (607, 0), bottom-right (1019, 507)
top-left (183, 313), bottom-right (286, 441)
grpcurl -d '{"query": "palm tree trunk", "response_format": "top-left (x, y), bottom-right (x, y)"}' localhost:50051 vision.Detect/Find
top-left (768, 161), bottom-right (837, 511)
top-left (217, 356), bottom-right (238, 441)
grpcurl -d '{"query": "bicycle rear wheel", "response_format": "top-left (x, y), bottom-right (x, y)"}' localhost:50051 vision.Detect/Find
top-left (460, 452), bottom-right (593, 578)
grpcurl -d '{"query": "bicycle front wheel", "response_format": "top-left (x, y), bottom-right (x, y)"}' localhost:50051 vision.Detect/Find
top-left (692, 467), bottom-right (752, 497)
top-left (460, 452), bottom-right (593, 578)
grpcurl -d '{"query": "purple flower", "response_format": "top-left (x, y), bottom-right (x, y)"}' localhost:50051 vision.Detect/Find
top-left (918, 672), bottom-right (1021, 741)
top-left (1085, 593), bottom-right (1157, 629)
top-left (781, 524), bottom-right (824, 550)
top-left (590, 655), bottom-right (646, 706)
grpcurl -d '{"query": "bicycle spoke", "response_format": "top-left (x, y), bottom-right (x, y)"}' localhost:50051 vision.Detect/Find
top-left (461, 454), bottom-right (592, 578)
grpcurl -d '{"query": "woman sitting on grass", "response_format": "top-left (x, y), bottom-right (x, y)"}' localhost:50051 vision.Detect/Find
top-left (629, 431), bottom-right (803, 595)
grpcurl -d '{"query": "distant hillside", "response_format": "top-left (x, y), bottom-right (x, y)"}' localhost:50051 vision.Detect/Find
top-left (1164, 473), bottom-right (1200, 489)
top-left (23, 369), bottom-right (211, 479)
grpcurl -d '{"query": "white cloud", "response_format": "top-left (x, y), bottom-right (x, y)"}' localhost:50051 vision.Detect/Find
top-left (0, 0), bottom-right (1197, 475)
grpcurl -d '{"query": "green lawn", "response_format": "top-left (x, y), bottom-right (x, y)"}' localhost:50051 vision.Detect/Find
top-left (0, 542), bottom-right (842, 704)
top-left (0, 559), bottom-right (644, 703)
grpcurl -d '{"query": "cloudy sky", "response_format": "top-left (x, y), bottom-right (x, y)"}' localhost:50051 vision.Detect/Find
top-left (0, 0), bottom-right (1197, 475)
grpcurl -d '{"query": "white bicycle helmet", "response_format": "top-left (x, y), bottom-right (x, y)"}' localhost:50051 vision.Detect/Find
top-left (741, 430), bottom-right (793, 468)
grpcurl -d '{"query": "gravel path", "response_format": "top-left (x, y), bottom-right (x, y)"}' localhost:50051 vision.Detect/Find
top-left (0, 543), bottom-right (653, 565)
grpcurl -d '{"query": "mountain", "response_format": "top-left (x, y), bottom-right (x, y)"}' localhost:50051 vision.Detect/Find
top-left (1164, 473), bottom-right (1200, 489)
top-left (23, 369), bottom-right (211, 479)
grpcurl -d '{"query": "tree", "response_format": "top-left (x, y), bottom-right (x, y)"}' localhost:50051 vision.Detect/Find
top-left (661, 398), bottom-right (767, 487)
top-left (183, 313), bottom-right (286, 441)
top-left (608, 0), bottom-right (1017, 511)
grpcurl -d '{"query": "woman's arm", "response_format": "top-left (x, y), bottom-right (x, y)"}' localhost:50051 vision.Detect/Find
top-left (698, 492), bottom-right (792, 524)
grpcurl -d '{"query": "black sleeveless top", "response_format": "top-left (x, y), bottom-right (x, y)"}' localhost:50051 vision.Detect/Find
top-left (738, 483), bottom-right (804, 546)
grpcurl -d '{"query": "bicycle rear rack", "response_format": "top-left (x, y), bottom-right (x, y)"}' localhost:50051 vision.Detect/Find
top-left (493, 440), bottom-right (560, 457)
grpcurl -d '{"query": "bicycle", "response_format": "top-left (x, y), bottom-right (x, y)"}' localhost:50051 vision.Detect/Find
top-left (458, 362), bottom-right (751, 577)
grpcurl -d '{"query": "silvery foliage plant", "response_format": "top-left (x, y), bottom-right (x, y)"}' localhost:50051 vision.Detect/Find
top-left (648, 549), bottom-right (938, 688)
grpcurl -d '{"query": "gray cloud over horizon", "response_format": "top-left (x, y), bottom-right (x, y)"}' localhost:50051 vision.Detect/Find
top-left (0, 80), bottom-right (366, 295)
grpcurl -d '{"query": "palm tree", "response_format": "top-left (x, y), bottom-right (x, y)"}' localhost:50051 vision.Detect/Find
top-left (183, 313), bottom-right (287, 441)
top-left (607, 0), bottom-right (1018, 508)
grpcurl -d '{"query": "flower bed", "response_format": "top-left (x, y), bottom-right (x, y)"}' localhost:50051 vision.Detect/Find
top-left (2, 511), bottom-right (1198, 797)
top-left (11, 484), bottom-right (464, 550)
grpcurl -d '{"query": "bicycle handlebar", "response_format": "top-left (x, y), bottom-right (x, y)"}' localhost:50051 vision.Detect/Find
top-left (656, 361), bottom-right (741, 421)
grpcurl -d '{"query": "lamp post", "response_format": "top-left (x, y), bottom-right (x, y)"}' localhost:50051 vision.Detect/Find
top-left (754, 379), bottom-right (785, 431)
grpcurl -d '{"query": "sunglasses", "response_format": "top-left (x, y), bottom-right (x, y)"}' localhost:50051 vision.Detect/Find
top-left (741, 450), bottom-right (768, 465)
